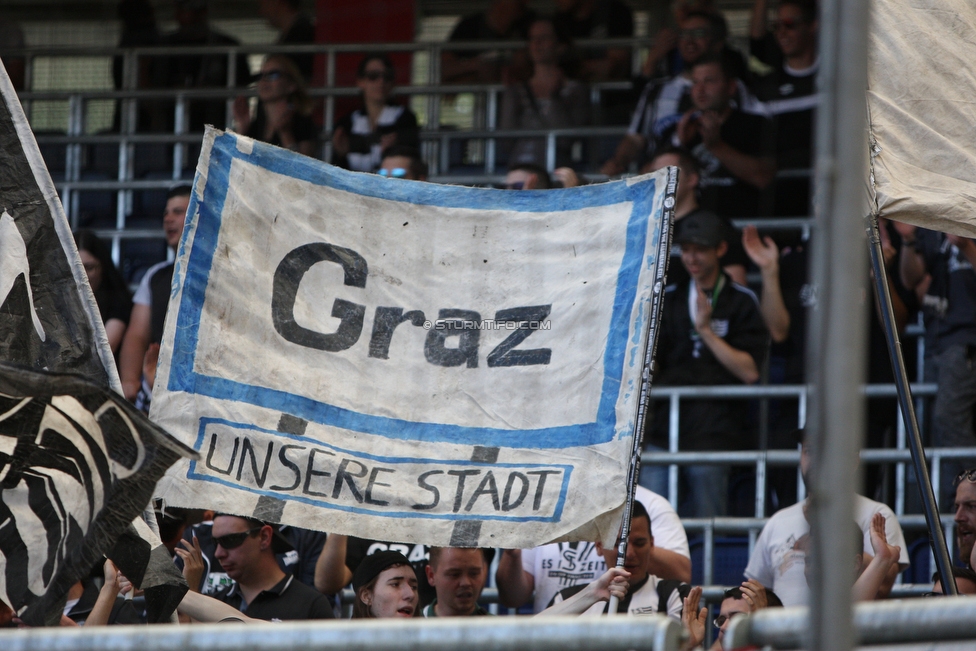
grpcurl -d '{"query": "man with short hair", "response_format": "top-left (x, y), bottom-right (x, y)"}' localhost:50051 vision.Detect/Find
top-left (546, 501), bottom-right (689, 616)
top-left (119, 185), bottom-right (191, 407)
top-left (953, 468), bottom-right (976, 568)
top-left (648, 211), bottom-right (768, 516)
top-left (601, 11), bottom-right (725, 176)
top-left (749, 0), bottom-right (819, 216)
top-left (745, 440), bottom-right (909, 606)
top-left (210, 514), bottom-right (334, 621)
top-left (379, 146), bottom-right (428, 181)
top-left (673, 54), bottom-right (775, 218)
top-left (496, 486), bottom-right (692, 612)
top-left (898, 224), bottom-right (976, 506)
top-left (423, 547), bottom-right (490, 617)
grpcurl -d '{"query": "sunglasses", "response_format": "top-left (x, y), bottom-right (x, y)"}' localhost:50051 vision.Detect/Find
top-left (953, 468), bottom-right (976, 487)
top-left (362, 70), bottom-right (395, 82)
top-left (379, 167), bottom-right (409, 178)
top-left (257, 70), bottom-right (287, 82)
top-left (493, 181), bottom-right (525, 190)
top-left (680, 27), bottom-right (711, 40)
top-left (713, 612), bottom-right (743, 628)
top-left (773, 18), bottom-right (806, 31)
top-left (213, 526), bottom-right (263, 550)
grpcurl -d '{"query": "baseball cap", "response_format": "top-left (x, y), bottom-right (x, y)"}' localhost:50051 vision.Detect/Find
top-left (351, 550), bottom-right (413, 593)
top-left (674, 211), bottom-right (727, 248)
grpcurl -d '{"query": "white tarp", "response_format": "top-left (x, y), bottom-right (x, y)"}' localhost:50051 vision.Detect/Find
top-left (867, 0), bottom-right (976, 236)
top-left (153, 128), bottom-right (674, 548)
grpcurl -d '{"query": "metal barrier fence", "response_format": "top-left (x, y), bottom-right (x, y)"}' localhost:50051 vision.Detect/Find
top-left (727, 598), bottom-right (976, 649)
top-left (0, 615), bottom-right (685, 651)
top-left (1, 40), bottom-right (815, 255)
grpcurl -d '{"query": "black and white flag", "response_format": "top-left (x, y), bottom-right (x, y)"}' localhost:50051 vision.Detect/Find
top-left (0, 64), bottom-right (118, 390)
top-left (0, 61), bottom-right (197, 625)
top-left (0, 363), bottom-right (196, 625)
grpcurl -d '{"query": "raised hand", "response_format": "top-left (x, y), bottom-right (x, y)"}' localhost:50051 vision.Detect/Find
top-left (742, 225), bottom-right (779, 272)
top-left (681, 586), bottom-right (707, 650)
top-left (739, 578), bottom-right (768, 611)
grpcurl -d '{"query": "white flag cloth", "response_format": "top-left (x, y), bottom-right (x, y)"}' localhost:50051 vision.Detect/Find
top-left (868, 0), bottom-right (976, 236)
top-left (153, 128), bottom-right (674, 548)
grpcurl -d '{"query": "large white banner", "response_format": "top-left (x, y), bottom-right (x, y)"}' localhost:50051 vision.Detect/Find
top-left (868, 0), bottom-right (976, 236)
top-left (153, 128), bottom-right (674, 548)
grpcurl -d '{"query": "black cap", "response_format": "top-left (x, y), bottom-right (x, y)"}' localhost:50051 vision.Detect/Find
top-left (351, 550), bottom-right (412, 593)
top-left (674, 211), bottom-right (726, 248)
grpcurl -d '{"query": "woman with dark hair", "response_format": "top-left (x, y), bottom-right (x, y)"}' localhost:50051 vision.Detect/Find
top-left (233, 54), bottom-right (318, 156)
top-left (74, 229), bottom-right (132, 354)
top-left (331, 53), bottom-right (419, 172)
top-left (350, 551), bottom-right (420, 619)
top-left (499, 17), bottom-right (589, 168)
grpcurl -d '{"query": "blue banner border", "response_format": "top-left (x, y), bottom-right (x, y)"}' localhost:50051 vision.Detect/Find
top-left (188, 417), bottom-right (573, 522)
top-left (168, 133), bottom-right (661, 449)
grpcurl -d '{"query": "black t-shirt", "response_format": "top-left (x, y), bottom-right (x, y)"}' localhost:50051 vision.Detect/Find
top-left (94, 286), bottom-right (132, 326)
top-left (917, 229), bottom-right (976, 351)
top-left (448, 10), bottom-right (536, 58)
top-left (213, 574), bottom-right (334, 621)
top-left (246, 105), bottom-right (319, 149)
top-left (769, 243), bottom-right (810, 385)
top-left (651, 273), bottom-right (769, 450)
top-left (681, 109), bottom-right (776, 218)
top-left (553, 0), bottom-right (633, 55)
top-left (279, 12), bottom-right (316, 83)
top-left (665, 209), bottom-right (749, 287)
top-left (345, 538), bottom-right (435, 606)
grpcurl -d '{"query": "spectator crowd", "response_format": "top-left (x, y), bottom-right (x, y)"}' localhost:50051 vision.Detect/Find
top-left (4, 0), bottom-right (976, 642)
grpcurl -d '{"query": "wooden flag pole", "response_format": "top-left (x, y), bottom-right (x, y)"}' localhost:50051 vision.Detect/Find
top-left (608, 166), bottom-right (678, 614)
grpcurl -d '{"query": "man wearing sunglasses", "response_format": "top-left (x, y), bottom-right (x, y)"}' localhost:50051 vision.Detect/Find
top-left (378, 146), bottom-right (428, 182)
top-left (210, 514), bottom-right (334, 621)
top-left (748, 0), bottom-right (819, 217)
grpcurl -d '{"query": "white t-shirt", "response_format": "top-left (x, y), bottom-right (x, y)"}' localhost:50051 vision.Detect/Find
top-left (132, 260), bottom-right (172, 307)
top-left (550, 573), bottom-right (686, 618)
top-left (521, 486), bottom-right (691, 613)
top-left (744, 495), bottom-right (909, 607)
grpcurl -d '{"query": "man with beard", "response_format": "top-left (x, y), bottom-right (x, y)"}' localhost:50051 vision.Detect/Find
top-left (423, 548), bottom-right (490, 617)
top-left (953, 468), bottom-right (976, 568)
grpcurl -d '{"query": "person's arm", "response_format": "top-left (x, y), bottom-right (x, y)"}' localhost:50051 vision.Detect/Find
top-left (698, 111), bottom-right (775, 189)
top-left (694, 284), bottom-right (760, 384)
top-left (178, 590), bottom-right (259, 623)
top-left (852, 513), bottom-right (901, 602)
top-left (104, 318), bottom-right (127, 355)
top-left (534, 568), bottom-right (629, 616)
top-left (118, 303), bottom-right (151, 401)
top-left (749, 0), bottom-right (770, 40)
top-left (892, 222), bottom-right (926, 290)
top-left (85, 560), bottom-right (123, 627)
top-left (648, 548), bottom-right (692, 584)
top-left (742, 226), bottom-right (789, 343)
top-left (495, 549), bottom-right (535, 608)
top-left (601, 133), bottom-right (645, 176)
top-left (641, 28), bottom-right (678, 77)
top-left (314, 533), bottom-right (352, 595)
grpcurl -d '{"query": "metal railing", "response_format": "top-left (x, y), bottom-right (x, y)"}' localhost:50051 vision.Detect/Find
top-left (727, 598), bottom-right (976, 649)
top-left (0, 615), bottom-right (685, 651)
